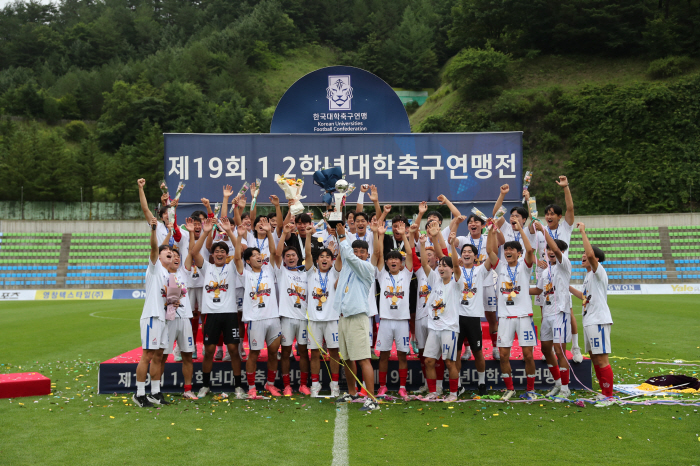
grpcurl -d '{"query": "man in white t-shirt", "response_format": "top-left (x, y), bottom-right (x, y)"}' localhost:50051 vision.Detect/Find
top-left (304, 225), bottom-right (343, 398)
top-left (233, 220), bottom-right (283, 399)
top-left (274, 222), bottom-right (311, 396)
top-left (417, 232), bottom-right (462, 402)
top-left (346, 212), bottom-right (374, 259)
top-left (569, 222), bottom-right (616, 406)
top-left (374, 221), bottom-right (413, 399)
top-left (487, 220), bottom-right (538, 401)
top-left (189, 217), bottom-right (246, 399)
top-left (531, 222), bottom-right (572, 400)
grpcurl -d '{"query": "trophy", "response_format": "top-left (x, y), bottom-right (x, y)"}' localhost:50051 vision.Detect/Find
top-left (522, 171), bottom-right (532, 203)
top-left (471, 206), bottom-right (506, 228)
top-left (528, 196), bottom-right (539, 224)
top-left (328, 179), bottom-right (349, 227)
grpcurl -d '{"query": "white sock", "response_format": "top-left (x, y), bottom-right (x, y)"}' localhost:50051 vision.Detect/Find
top-left (151, 380), bottom-right (160, 394)
top-left (436, 380), bottom-right (443, 390)
top-left (400, 385), bottom-right (406, 389)
top-left (136, 381), bottom-right (146, 396)
top-left (330, 381), bottom-right (338, 388)
top-left (561, 384), bottom-right (569, 390)
top-left (571, 334), bottom-right (579, 349)
top-left (477, 371), bottom-right (485, 385)
top-left (312, 381), bottom-right (321, 389)
top-left (450, 391), bottom-right (457, 396)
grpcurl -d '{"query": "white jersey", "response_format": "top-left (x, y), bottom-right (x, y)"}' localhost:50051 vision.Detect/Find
top-left (141, 259), bottom-right (168, 320)
top-left (313, 230), bottom-right (338, 253)
top-left (536, 266), bottom-right (555, 315)
top-left (186, 235), bottom-right (209, 288)
top-left (307, 266), bottom-right (340, 321)
top-left (494, 257), bottom-right (534, 318)
top-left (499, 222), bottom-right (537, 262)
top-left (368, 271), bottom-right (378, 317)
top-left (457, 233), bottom-right (488, 266)
top-left (174, 269), bottom-right (193, 319)
top-left (456, 263), bottom-right (490, 317)
top-left (239, 265), bottom-right (279, 321)
top-left (551, 256), bottom-right (572, 314)
top-left (377, 268), bottom-right (412, 320)
top-left (426, 226), bottom-right (451, 249)
top-left (347, 230), bottom-right (374, 258)
top-left (582, 264), bottom-right (612, 326)
top-left (414, 267), bottom-right (432, 320)
top-left (156, 222), bottom-right (189, 272)
top-left (426, 269), bottom-right (460, 332)
top-left (200, 261), bottom-right (236, 314)
top-left (275, 265), bottom-right (308, 320)
top-left (248, 234), bottom-right (273, 267)
top-left (536, 219), bottom-right (574, 278)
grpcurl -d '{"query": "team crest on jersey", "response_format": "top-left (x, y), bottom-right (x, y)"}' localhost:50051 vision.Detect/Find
top-left (205, 279), bottom-right (228, 303)
top-left (250, 282), bottom-right (272, 308)
top-left (287, 284), bottom-right (307, 308)
top-left (461, 283), bottom-right (477, 305)
top-left (327, 75), bottom-right (353, 110)
top-left (383, 285), bottom-right (405, 310)
top-left (418, 284), bottom-right (430, 306)
top-left (474, 254), bottom-right (486, 266)
top-left (544, 282), bottom-right (554, 305)
top-left (431, 298), bottom-right (445, 320)
top-left (192, 265), bottom-right (200, 278)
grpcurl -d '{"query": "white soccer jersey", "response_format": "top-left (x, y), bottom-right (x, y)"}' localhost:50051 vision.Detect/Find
top-left (536, 265), bottom-right (556, 316)
top-left (426, 269), bottom-right (460, 332)
top-left (457, 233), bottom-right (488, 265)
top-left (239, 265), bottom-right (279, 321)
top-left (248, 234), bottom-right (273, 267)
top-left (275, 265), bottom-right (308, 320)
top-left (494, 257), bottom-right (534, 318)
top-left (377, 268), bottom-right (412, 320)
top-left (456, 263), bottom-right (490, 318)
top-left (199, 261), bottom-right (236, 314)
top-left (551, 256), bottom-right (572, 314)
top-left (499, 222), bottom-right (537, 262)
top-left (347, 230), bottom-right (374, 258)
top-left (414, 267), bottom-right (432, 320)
top-left (141, 259), bottom-right (168, 320)
top-left (536, 219), bottom-right (574, 278)
top-left (582, 264), bottom-right (613, 326)
top-left (307, 266), bottom-right (340, 321)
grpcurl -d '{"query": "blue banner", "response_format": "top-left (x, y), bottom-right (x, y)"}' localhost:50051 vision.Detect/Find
top-left (164, 132), bottom-right (522, 205)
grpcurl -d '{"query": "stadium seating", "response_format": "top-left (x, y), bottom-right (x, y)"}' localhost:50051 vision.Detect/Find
top-left (66, 233), bottom-right (149, 286)
top-left (0, 233), bottom-right (62, 287)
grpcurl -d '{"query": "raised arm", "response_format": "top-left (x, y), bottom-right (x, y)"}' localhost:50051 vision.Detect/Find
top-left (372, 220), bottom-right (383, 269)
top-left (437, 194), bottom-right (461, 218)
top-left (149, 217), bottom-right (158, 263)
top-left (378, 203), bottom-right (391, 225)
top-left (427, 220), bottom-right (447, 258)
top-left (233, 222), bottom-right (246, 275)
top-left (486, 224), bottom-right (499, 266)
top-left (367, 184), bottom-right (381, 217)
top-left (407, 223), bottom-right (419, 272)
top-left (275, 222), bottom-right (291, 268)
top-left (191, 218), bottom-right (213, 268)
top-left (494, 184), bottom-right (509, 227)
top-left (138, 178), bottom-right (155, 224)
top-left (269, 195), bottom-right (284, 237)
top-left (449, 232), bottom-right (461, 281)
top-left (514, 221), bottom-right (535, 266)
top-left (221, 184), bottom-right (233, 222)
top-left (413, 201), bottom-right (428, 240)
top-left (534, 220), bottom-right (562, 262)
top-left (557, 176), bottom-right (574, 226)
top-left (356, 184), bottom-right (369, 212)
top-left (303, 225), bottom-right (315, 271)
top-left (578, 222), bottom-right (598, 272)
top-left (185, 218), bottom-right (196, 270)
top-left (201, 197), bottom-right (213, 216)
top-left (394, 221), bottom-right (412, 271)
top-left (418, 234), bottom-right (431, 276)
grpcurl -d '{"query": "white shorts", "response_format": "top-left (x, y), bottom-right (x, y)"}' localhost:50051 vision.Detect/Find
top-left (247, 317), bottom-right (282, 351)
top-left (497, 316), bottom-right (537, 348)
top-left (280, 316), bottom-right (308, 346)
top-left (540, 312), bottom-right (571, 344)
top-left (584, 324), bottom-right (612, 354)
top-left (164, 318), bottom-right (194, 354)
top-left (414, 315), bottom-right (430, 350)
top-left (140, 317), bottom-right (168, 350)
top-left (188, 287), bottom-right (203, 313)
top-left (483, 283), bottom-right (497, 312)
top-left (376, 319), bottom-right (410, 353)
top-left (307, 320), bottom-right (339, 350)
top-left (424, 329), bottom-right (459, 361)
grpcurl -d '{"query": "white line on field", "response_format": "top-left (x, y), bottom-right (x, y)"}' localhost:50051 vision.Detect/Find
top-left (89, 310), bottom-right (131, 320)
top-left (331, 402), bottom-right (349, 466)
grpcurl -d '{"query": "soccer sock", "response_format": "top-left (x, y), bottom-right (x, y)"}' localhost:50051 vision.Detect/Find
top-left (267, 370), bottom-right (276, 385)
top-left (526, 374), bottom-right (535, 392)
top-left (599, 365), bottom-right (614, 397)
top-left (490, 332), bottom-right (498, 347)
top-left (311, 374), bottom-right (320, 383)
top-left (151, 380), bottom-right (161, 395)
top-left (477, 371), bottom-right (485, 385)
top-left (203, 372), bottom-right (211, 388)
top-left (331, 373), bottom-right (340, 382)
top-left (571, 333), bottom-right (579, 349)
top-left (399, 369), bottom-right (407, 388)
top-left (560, 368), bottom-right (570, 386)
top-left (136, 381), bottom-right (146, 397)
top-left (246, 372), bottom-right (255, 389)
top-left (419, 355), bottom-right (427, 380)
top-left (233, 375), bottom-right (242, 389)
top-left (184, 384), bottom-right (192, 392)
top-left (593, 365), bottom-right (602, 389)
top-left (435, 359), bottom-right (444, 382)
top-left (427, 378), bottom-right (437, 394)
top-left (548, 364), bottom-right (561, 382)
top-left (379, 371), bottom-right (387, 387)
top-left (502, 373), bottom-right (514, 391)
top-left (300, 372), bottom-right (308, 387)
top-left (449, 378), bottom-right (458, 395)
top-left (282, 374), bottom-right (291, 388)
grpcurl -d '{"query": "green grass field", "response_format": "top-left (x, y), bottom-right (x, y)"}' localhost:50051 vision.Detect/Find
top-left (1, 295), bottom-right (699, 465)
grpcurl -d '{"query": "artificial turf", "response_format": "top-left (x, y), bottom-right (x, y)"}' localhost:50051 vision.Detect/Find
top-left (1, 296), bottom-right (699, 465)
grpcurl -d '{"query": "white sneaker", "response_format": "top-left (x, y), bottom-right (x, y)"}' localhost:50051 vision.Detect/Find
top-left (572, 346), bottom-right (583, 363)
top-left (239, 344), bottom-right (246, 360)
top-left (330, 382), bottom-right (340, 398)
top-left (595, 393), bottom-right (608, 402)
top-left (310, 384), bottom-right (322, 398)
top-left (173, 343), bottom-right (182, 362)
top-left (435, 382), bottom-right (443, 396)
top-left (192, 345), bottom-right (198, 360)
top-left (443, 393), bottom-right (459, 402)
top-left (595, 396), bottom-right (619, 407)
top-left (414, 384), bottom-right (429, 394)
top-left (197, 386), bottom-right (211, 398)
top-left (234, 387), bottom-right (247, 399)
top-left (546, 382), bottom-right (562, 397)
top-left (492, 347), bottom-right (500, 360)
top-left (461, 347), bottom-right (472, 360)
top-left (557, 387), bottom-right (571, 400)
top-left (502, 390), bottom-right (516, 401)
top-left (223, 350), bottom-right (231, 362)
top-left (214, 347), bottom-right (223, 360)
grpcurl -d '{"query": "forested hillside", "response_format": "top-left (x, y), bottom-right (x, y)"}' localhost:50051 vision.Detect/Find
top-left (0, 0), bottom-right (698, 214)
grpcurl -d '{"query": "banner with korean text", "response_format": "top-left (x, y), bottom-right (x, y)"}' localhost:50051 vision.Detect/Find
top-left (164, 132), bottom-right (523, 204)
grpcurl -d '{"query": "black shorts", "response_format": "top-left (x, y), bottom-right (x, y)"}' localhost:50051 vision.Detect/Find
top-left (457, 316), bottom-right (483, 354)
top-left (202, 312), bottom-right (240, 345)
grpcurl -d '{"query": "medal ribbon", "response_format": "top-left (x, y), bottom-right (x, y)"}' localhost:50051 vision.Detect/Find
top-left (255, 269), bottom-right (264, 296)
top-left (506, 262), bottom-right (519, 296)
top-left (255, 236), bottom-right (267, 252)
top-left (547, 225), bottom-right (559, 240)
top-left (461, 266), bottom-right (474, 291)
top-left (319, 269), bottom-right (329, 296)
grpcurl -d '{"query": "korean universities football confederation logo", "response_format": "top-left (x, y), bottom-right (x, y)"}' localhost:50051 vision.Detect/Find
top-left (327, 75), bottom-right (353, 110)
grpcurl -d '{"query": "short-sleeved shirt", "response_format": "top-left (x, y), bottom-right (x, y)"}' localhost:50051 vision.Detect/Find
top-left (275, 265), bottom-right (308, 320)
top-left (239, 265), bottom-right (279, 321)
top-left (426, 269), bottom-right (460, 332)
top-left (414, 267), bottom-right (432, 320)
top-left (377, 268), bottom-right (412, 320)
top-left (582, 264), bottom-right (612, 326)
top-left (456, 264), bottom-right (490, 317)
top-left (347, 231), bottom-right (374, 259)
top-left (174, 269), bottom-right (193, 319)
top-left (535, 220), bottom-right (574, 278)
top-left (200, 261), bottom-right (236, 314)
top-left (457, 233), bottom-right (488, 266)
top-left (248, 235), bottom-right (273, 267)
top-left (494, 257), bottom-right (534, 318)
top-left (499, 222), bottom-right (537, 262)
top-left (307, 266), bottom-right (340, 321)
top-left (142, 259), bottom-right (168, 320)
top-left (426, 226), bottom-right (451, 249)
top-left (550, 256), bottom-right (572, 314)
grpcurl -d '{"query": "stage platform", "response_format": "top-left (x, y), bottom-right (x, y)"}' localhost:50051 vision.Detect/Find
top-left (99, 323), bottom-right (592, 394)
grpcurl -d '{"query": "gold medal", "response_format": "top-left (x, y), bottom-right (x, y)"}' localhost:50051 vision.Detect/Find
top-left (302, 259), bottom-right (306, 265)
top-left (317, 237), bottom-right (323, 243)
top-left (345, 286), bottom-right (349, 293)
top-left (391, 296), bottom-right (398, 305)
top-left (509, 291), bottom-right (516, 299)
top-left (467, 292), bottom-right (474, 299)
top-left (320, 296), bottom-right (326, 303)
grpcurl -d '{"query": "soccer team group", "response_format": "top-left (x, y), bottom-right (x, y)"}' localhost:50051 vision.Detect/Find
top-left (133, 176), bottom-right (614, 411)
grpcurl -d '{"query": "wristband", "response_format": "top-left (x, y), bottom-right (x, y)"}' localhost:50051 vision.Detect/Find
top-left (357, 192), bottom-right (365, 204)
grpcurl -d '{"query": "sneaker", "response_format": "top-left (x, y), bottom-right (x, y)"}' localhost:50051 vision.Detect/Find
top-left (330, 383), bottom-right (340, 398)
top-left (147, 392), bottom-right (170, 405)
top-left (502, 390), bottom-right (516, 401)
top-left (520, 391), bottom-right (538, 401)
top-left (410, 337), bottom-right (419, 354)
top-left (174, 352), bottom-right (182, 362)
top-left (492, 347), bottom-right (500, 360)
top-left (434, 386), bottom-right (443, 397)
top-left (540, 353), bottom-right (546, 360)
top-left (371, 351), bottom-right (379, 360)
top-left (336, 392), bottom-right (358, 403)
top-left (478, 384), bottom-right (487, 396)
top-left (546, 384), bottom-right (561, 397)
top-left (456, 386), bottom-right (466, 397)
top-left (398, 388), bottom-right (409, 399)
top-left (461, 347), bottom-right (472, 360)
top-left (572, 346), bottom-right (583, 363)
top-left (595, 393), bottom-right (608, 402)
top-left (197, 386), bottom-right (211, 398)
top-left (299, 385), bottom-right (311, 396)
top-left (247, 388), bottom-right (257, 399)
top-left (311, 385), bottom-right (322, 398)
top-left (239, 345), bottom-right (246, 360)
top-left (376, 386), bottom-right (388, 397)
top-left (265, 383), bottom-right (282, 396)
top-left (223, 351), bottom-right (231, 362)
top-left (192, 346), bottom-right (198, 360)
top-left (359, 398), bottom-right (379, 411)
top-left (214, 347), bottom-right (223, 361)
top-left (359, 387), bottom-right (369, 398)
top-left (413, 384), bottom-right (429, 395)
top-left (420, 392), bottom-right (440, 401)
top-left (234, 387), bottom-right (247, 399)
top-left (557, 387), bottom-right (571, 401)
top-left (132, 394), bottom-right (153, 408)
top-left (183, 390), bottom-right (198, 400)
top-left (443, 394), bottom-right (458, 402)
top-left (283, 385), bottom-right (293, 396)
top-left (595, 396), bottom-right (619, 408)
